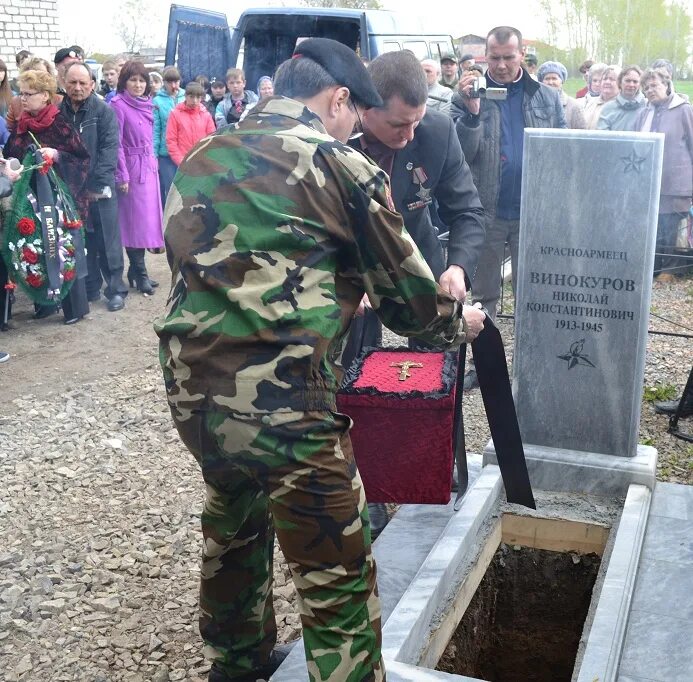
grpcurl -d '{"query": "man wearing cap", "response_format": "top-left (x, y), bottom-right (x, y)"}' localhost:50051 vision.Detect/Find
top-left (439, 52), bottom-right (459, 90)
top-left (54, 45), bottom-right (84, 93)
top-left (459, 53), bottom-right (475, 71)
top-left (450, 26), bottom-right (564, 388)
top-left (524, 53), bottom-right (538, 79)
top-left (155, 36), bottom-right (485, 682)
top-left (205, 75), bottom-right (226, 118)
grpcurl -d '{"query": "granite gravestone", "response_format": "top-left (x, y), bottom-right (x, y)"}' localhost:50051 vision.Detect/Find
top-left (513, 129), bottom-right (664, 458)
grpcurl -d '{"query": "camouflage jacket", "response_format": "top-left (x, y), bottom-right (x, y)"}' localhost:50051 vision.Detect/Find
top-left (154, 96), bottom-right (463, 417)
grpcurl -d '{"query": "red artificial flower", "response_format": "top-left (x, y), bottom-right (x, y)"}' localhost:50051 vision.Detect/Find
top-left (22, 246), bottom-right (39, 265)
top-left (4, 282), bottom-right (16, 291)
top-left (65, 219), bottom-right (83, 229)
top-left (17, 217), bottom-right (36, 236)
top-left (63, 268), bottom-right (76, 282)
top-left (39, 155), bottom-right (54, 175)
top-left (26, 272), bottom-right (43, 288)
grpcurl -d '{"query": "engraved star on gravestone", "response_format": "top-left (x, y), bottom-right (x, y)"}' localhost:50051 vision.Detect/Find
top-left (620, 149), bottom-right (647, 173)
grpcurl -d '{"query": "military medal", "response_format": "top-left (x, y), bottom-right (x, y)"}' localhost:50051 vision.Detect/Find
top-left (408, 166), bottom-right (432, 210)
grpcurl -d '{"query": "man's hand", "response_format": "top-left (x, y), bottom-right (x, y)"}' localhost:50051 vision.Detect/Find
top-left (354, 293), bottom-right (372, 317)
top-left (457, 71), bottom-right (481, 116)
top-left (439, 265), bottom-right (467, 302)
top-left (462, 302), bottom-right (486, 342)
top-left (118, 183), bottom-right (129, 195)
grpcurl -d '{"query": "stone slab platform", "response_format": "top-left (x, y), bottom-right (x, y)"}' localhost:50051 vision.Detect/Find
top-left (483, 441), bottom-right (657, 495)
top-left (617, 482), bottom-right (693, 682)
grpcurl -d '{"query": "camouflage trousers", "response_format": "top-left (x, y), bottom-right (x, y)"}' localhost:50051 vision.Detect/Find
top-left (172, 408), bottom-right (385, 682)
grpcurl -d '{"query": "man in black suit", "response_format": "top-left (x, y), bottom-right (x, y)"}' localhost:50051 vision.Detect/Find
top-left (343, 50), bottom-right (485, 537)
top-left (343, 49), bottom-right (485, 367)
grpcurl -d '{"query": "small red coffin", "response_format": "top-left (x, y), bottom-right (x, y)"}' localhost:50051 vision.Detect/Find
top-left (337, 348), bottom-right (457, 504)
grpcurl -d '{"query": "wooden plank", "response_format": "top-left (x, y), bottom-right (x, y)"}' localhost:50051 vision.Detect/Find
top-left (419, 520), bottom-right (502, 669)
top-left (501, 514), bottom-right (610, 556)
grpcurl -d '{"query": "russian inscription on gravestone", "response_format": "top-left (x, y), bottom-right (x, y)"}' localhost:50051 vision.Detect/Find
top-left (514, 129), bottom-right (664, 458)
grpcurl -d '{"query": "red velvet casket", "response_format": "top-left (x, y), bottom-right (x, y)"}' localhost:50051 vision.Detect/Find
top-left (337, 348), bottom-right (458, 504)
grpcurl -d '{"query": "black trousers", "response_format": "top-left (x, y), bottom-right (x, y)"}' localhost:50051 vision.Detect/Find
top-left (62, 277), bottom-right (90, 320)
top-left (341, 309), bottom-right (434, 372)
top-left (85, 197), bottom-right (127, 300)
top-left (341, 309), bottom-right (382, 372)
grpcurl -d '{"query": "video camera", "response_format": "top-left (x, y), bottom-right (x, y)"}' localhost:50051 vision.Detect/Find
top-left (470, 76), bottom-right (507, 100)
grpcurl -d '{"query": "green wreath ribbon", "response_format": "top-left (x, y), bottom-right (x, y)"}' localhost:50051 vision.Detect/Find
top-left (1, 151), bottom-right (85, 306)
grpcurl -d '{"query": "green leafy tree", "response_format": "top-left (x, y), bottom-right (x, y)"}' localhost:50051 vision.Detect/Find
top-left (539, 0), bottom-right (692, 76)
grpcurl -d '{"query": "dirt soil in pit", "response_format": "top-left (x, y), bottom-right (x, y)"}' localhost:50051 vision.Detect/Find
top-left (438, 543), bottom-right (601, 682)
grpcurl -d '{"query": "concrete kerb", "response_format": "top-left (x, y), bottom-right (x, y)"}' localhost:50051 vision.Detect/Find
top-left (273, 466), bottom-right (650, 680)
top-left (576, 483), bottom-right (652, 682)
top-left (380, 465), bottom-right (503, 666)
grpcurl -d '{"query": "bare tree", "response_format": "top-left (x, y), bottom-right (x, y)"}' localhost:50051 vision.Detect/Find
top-left (117, 0), bottom-right (157, 53)
top-left (299, 0), bottom-right (383, 9)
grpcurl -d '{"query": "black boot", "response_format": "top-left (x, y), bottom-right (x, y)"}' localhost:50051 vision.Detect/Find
top-left (126, 248), bottom-right (154, 295)
top-left (127, 256), bottom-right (158, 289)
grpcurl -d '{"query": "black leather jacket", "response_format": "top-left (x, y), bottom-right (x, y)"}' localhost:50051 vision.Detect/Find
top-left (59, 93), bottom-right (119, 193)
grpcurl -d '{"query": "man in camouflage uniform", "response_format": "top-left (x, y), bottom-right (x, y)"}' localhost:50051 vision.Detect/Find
top-left (154, 38), bottom-right (486, 682)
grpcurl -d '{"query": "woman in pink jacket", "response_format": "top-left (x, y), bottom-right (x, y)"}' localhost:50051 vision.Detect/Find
top-left (165, 82), bottom-right (215, 167)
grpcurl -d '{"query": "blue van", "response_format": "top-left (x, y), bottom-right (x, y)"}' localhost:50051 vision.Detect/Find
top-left (165, 5), bottom-right (456, 86)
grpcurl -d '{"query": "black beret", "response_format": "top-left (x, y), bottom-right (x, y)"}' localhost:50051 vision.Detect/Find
top-left (54, 46), bottom-right (83, 64)
top-left (460, 54), bottom-right (475, 62)
top-left (292, 38), bottom-right (382, 108)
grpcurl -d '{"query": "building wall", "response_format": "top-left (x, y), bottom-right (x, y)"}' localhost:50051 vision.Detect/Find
top-left (0, 0), bottom-right (62, 75)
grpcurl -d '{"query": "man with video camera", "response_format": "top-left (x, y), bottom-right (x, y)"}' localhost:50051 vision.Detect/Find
top-left (450, 26), bottom-right (566, 389)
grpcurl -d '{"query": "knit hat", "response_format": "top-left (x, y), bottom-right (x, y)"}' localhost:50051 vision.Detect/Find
top-left (537, 60), bottom-right (568, 84)
top-left (256, 75), bottom-right (273, 95)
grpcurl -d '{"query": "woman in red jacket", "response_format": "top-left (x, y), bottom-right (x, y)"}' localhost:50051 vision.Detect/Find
top-left (165, 82), bottom-right (215, 167)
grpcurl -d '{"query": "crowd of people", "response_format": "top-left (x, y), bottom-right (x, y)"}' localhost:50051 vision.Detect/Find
top-left (0, 43), bottom-right (689, 359)
top-left (0, 46), bottom-right (277, 364)
top-left (0, 24), bottom-right (691, 682)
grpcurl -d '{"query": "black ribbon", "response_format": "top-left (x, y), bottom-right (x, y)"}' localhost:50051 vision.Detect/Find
top-left (34, 149), bottom-right (62, 300)
top-left (464, 317), bottom-right (536, 509)
top-left (452, 343), bottom-right (468, 507)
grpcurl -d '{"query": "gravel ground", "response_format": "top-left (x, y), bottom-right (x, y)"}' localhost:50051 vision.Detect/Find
top-left (0, 264), bottom-right (691, 680)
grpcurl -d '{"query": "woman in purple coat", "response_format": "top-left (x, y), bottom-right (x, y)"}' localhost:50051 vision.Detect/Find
top-left (110, 61), bottom-right (163, 295)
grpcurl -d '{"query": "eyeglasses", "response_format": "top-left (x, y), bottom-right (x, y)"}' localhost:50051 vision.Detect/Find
top-left (348, 98), bottom-right (364, 141)
top-left (19, 91), bottom-right (42, 99)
